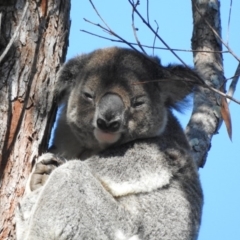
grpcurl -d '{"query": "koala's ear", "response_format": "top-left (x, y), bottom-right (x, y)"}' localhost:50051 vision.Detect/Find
top-left (160, 65), bottom-right (199, 108)
top-left (55, 55), bottom-right (88, 102)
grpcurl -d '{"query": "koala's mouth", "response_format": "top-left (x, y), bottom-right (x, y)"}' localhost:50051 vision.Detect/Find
top-left (94, 128), bottom-right (121, 145)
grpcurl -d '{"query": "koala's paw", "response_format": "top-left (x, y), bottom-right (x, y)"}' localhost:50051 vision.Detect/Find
top-left (29, 153), bottom-right (66, 191)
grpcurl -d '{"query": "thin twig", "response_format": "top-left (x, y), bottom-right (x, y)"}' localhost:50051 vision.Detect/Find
top-left (152, 20), bottom-right (159, 55)
top-left (88, 0), bottom-right (111, 30)
top-left (132, 78), bottom-right (201, 85)
top-left (83, 18), bottom-right (140, 53)
top-left (0, 2), bottom-right (29, 64)
top-left (80, 29), bottom-right (228, 53)
top-left (146, 0), bottom-right (150, 24)
top-left (127, 0), bottom-right (204, 83)
top-left (225, 74), bottom-right (240, 81)
top-left (227, 62), bottom-right (240, 104)
top-left (206, 85), bottom-right (240, 104)
top-left (194, 3), bottom-right (240, 62)
top-left (86, 0), bottom-right (143, 54)
top-left (132, 78), bottom-right (240, 104)
top-left (226, 0), bottom-right (232, 44)
top-left (128, 0), bottom-right (191, 69)
top-left (131, 0), bottom-right (147, 54)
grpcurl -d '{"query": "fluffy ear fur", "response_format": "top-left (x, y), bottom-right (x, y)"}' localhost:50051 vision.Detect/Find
top-left (55, 54), bottom-right (89, 102)
top-left (158, 65), bottom-right (199, 108)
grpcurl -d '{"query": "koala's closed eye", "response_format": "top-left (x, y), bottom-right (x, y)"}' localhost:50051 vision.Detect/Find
top-left (131, 96), bottom-right (147, 108)
top-left (82, 91), bottom-right (94, 101)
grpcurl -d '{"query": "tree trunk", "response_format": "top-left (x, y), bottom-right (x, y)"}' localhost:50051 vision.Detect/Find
top-left (0, 0), bottom-right (70, 239)
top-left (186, 0), bottom-right (224, 167)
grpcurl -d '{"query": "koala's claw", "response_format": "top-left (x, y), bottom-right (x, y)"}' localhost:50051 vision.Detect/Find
top-left (30, 153), bottom-right (66, 191)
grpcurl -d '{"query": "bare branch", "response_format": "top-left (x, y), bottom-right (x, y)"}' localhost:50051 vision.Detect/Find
top-left (128, 1), bottom-right (239, 65)
top-left (88, 0), bottom-right (111, 31)
top-left (128, 0), bottom-right (206, 88)
top-left (152, 20), bottom-right (159, 55)
top-left (128, 0), bottom-right (190, 68)
top-left (83, 18), bottom-right (140, 53)
top-left (225, 74), bottom-right (240, 81)
top-left (132, 78), bottom-right (240, 105)
top-left (130, 0), bottom-right (147, 54)
top-left (80, 29), bottom-right (227, 53)
top-left (85, 0), bottom-right (147, 55)
top-left (227, 62), bottom-right (240, 104)
top-left (146, 0), bottom-right (150, 24)
top-left (209, 85), bottom-right (240, 104)
top-left (132, 78), bottom-right (199, 85)
top-left (226, 0), bottom-right (233, 44)
top-left (81, 29), bottom-right (123, 42)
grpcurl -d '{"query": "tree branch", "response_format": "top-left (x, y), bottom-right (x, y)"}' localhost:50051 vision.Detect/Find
top-left (226, 0), bottom-right (233, 44)
top-left (152, 20), bottom-right (159, 55)
top-left (83, 18), bottom-right (140, 53)
top-left (80, 29), bottom-right (227, 53)
top-left (128, 0), bottom-right (190, 68)
top-left (227, 62), bottom-right (240, 104)
top-left (130, 0), bottom-right (147, 54)
top-left (186, 0), bottom-right (226, 167)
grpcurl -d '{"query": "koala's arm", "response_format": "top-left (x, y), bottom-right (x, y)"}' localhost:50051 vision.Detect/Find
top-left (16, 160), bottom-right (140, 240)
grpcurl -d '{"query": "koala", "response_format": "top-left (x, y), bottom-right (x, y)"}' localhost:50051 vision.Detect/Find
top-left (16, 47), bottom-right (203, 240)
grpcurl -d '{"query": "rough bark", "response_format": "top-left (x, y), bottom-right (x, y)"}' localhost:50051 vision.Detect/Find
top-left (0, 0), bottom-right (70, 239)
top-left (186, 0), bottom-right (224, 167)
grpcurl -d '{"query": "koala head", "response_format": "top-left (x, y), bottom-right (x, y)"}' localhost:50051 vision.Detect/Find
top-left (55, 47), bottom-right (198, 153)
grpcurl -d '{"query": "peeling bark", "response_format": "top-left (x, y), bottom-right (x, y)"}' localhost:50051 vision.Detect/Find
top-left (0, 0), bottom-right (70, 238)
top-left (186, 0), bottom-right (224, 168)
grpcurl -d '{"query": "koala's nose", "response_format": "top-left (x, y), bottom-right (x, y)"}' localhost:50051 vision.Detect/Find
top-left (97, 118), bottom-right (121, 132)
top-left (96, 93), bottom-right (124, 132)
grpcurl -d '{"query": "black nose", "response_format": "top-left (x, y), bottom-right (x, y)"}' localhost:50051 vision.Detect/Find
top-left (96, 93), bottom-right (124, 132)
top-left (97, 118), bottom-right (121, 132)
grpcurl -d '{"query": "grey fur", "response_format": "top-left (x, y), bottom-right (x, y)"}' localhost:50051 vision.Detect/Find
top-left (16, 47), bottom-right (203, 240)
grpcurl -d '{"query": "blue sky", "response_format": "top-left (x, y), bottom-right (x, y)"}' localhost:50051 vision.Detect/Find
top-left (67, 1), bottom-right (240, 239)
